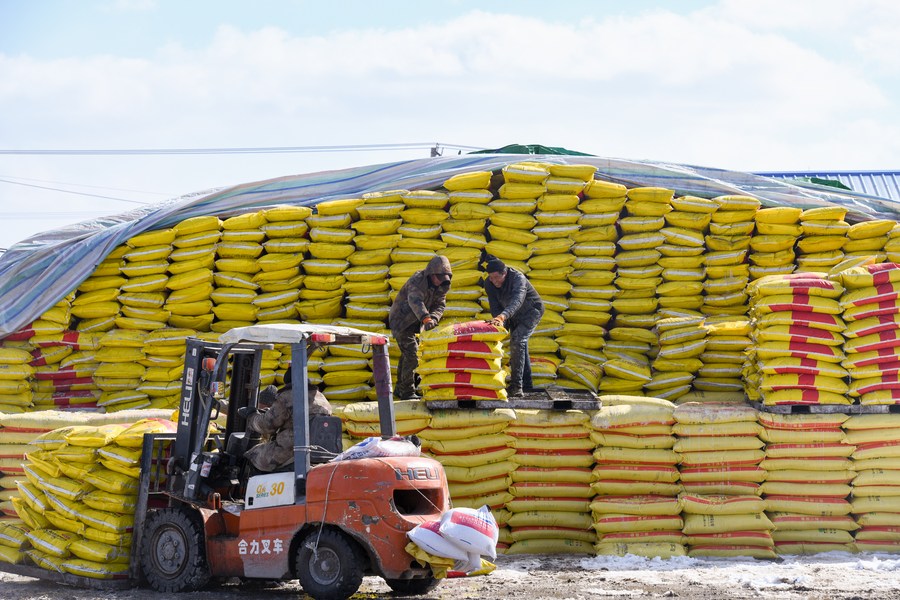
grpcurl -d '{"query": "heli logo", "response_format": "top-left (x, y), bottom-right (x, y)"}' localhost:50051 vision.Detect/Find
top-left (394, 466), bottom-right (439, 481)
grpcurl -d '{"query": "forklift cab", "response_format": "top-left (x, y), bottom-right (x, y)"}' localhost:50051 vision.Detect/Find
top-left (171, 323), bottom-right (396, 506)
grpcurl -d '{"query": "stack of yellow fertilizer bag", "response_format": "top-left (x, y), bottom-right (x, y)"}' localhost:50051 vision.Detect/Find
top-left (530, 164), bottom-right (594, 325)
top-left (504, 409), bottom-right (595, 555)
top-left (796, 206), bottom-right (849, 274)
top-left (568, 178), bottom-right (623, 336)
top-left (838, 262), bottom-right (900, 406)
top-left (169, 215), bottom-right (221, 332)
top-left (299, 201), bottom-right (353, 325)
top-left (254, 205), bottom-right (311, 325)
top-left (319, 341), bottom-right (374, 407)
top-left (0, 346), bottom-right (37, 414)
top-left (703, 195), bottom-right (759, 319)
top-left (119, 228), bottom-right (176, 333)
top-left (673, 402), bottom-right (774, 559)
top-left (648, 316), bottom-right (706, 402)
top-left (392, 189), bottom-right (448, 299)
top-left (32, 333), bottom-right (103, 411)
top-left (41, 286), bottom-right (107, 409)
top-left (844, 413), bottom-right (900, 553)
top-left (25, 294), bottom-right (97, 411)
top-left (844, 219), bottom-right (892, 263)
top-left (417, 321), bottom-right (508, 402)
top-left (482, 163), bottom-right (544, 376)
top-left (344, 191), bottom-right (397, 331)
top-left (212, 211), bottom-right (269, 331)
top-left (129, 328), bottom-right (192, 410)
top-left (340, 400), bottom-right (431, 449)
top-left (659, 195), bottom-right (716, 320)
top-left (749, 207), bottom-right (801, 281)
top-left (693, 318), bottom-right (751, 401)
top-left (71, 250), bottom-right (125, 337)
top-left (93, 330), bottom-right (148, 412)
top-left (885, 224), bottom-right (900, 264)
top-left (418, 409), bottom-right (516, 525)
top-left (589, 397), bottom-right (685, 558)
top-left (747, 273), bottom-right (849, 408)
top-left (205, 214), bottom-right (253, 332)
top-left (606, 188), bottom-right (673, 396)
top-left (758, 411), bottom-right (858, 555)
top-left (527, 314), bottom-right (564, 389)
top-left (439, 175), bottom-right (491, 325)
top-left (0, 411), bottom-right (174, 574)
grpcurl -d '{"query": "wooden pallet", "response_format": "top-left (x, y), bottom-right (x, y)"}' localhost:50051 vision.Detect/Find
top-left (426, 387), bottom-right (601, 411)
top-left (750, 401), bottom-right (900, 415)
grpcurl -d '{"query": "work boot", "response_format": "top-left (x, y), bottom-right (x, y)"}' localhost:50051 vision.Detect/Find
top-left (398, 391), bottom-right (422, 400)
top-left (507, 387), bottom-right (524, 398)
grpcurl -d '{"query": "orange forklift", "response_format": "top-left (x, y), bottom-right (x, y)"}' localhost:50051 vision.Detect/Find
top-left (131, 323), bottom-right (451, 600)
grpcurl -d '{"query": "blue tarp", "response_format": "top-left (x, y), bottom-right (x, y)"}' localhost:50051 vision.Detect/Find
top-left (2, 153), bottom-right (899, 338)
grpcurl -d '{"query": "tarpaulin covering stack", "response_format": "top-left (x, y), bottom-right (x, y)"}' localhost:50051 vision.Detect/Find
top-left (589, 397), bottom-right (684, 558)
top-left (2, 155), bottom-right (900, 414)
top-left (505, 409), bottom-right (595, 555)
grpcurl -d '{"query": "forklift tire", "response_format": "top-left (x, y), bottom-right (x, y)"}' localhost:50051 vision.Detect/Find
top-left (296, 528), bottom-right (365, 600)
top-left (385, 576), bottom-right (440, 595)
top-left (141, 507), bottom-right (211, 593)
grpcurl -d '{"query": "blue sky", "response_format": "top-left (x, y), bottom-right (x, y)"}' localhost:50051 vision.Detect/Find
top-left (1, 0), bottom-right (899, 249)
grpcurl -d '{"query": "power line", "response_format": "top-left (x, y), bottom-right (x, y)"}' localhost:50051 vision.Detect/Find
top-left (0, 174), bottom-right (173, 197)
top-left (0, 178), bottom-right (151, 204)
top-left (0, 142), bottom-right (486, 156)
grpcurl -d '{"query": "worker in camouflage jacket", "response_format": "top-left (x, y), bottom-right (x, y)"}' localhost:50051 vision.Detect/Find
top-left (241, 371), bottom-right (332, 472)
top-left (388, 255), bottom-right (453, 400)
top-left (484, 256), bottom-right (544, 398)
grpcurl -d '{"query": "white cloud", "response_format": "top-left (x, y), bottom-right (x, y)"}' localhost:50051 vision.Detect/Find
top-left (0, 0), bottom-right (898, 240)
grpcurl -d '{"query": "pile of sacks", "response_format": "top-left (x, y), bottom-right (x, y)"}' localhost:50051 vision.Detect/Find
top-left (417, 321), bottom-right (508, 402)
top-left (0, 413), bottom-right (176, 578)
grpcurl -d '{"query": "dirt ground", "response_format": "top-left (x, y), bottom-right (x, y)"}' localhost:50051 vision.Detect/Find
top-left (2, 553), bottom-right (900, 600)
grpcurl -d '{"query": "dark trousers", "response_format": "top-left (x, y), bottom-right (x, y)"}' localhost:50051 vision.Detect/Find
top-left (392, 323), bottom-right (420, 398)
top-left (508, 306), bottom-right (542, 391)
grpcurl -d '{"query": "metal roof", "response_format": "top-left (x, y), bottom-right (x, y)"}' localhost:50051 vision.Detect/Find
top-left (755, 170), bottom-right (900, 203)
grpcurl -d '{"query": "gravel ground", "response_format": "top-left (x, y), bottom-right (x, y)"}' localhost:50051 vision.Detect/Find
top-left (2, 552), bottom-right (900, 600)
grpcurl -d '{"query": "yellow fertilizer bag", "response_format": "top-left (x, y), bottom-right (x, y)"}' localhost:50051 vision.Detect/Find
top-left (443, 170), bottom-right (492, 191)
top-left (115, 418), bottom-right (177, 448)
top-left (421, 321), bottom-right (506, 344)
top-left (502, 162), bottom-right (548, 184)
top-left (682, 513), bottom-right (773, 535)
top-left (679, 494), bottom-right (766, 515)
top-left (591, 399), bottom-right (675, 424)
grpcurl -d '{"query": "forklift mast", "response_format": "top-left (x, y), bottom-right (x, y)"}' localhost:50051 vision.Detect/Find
top-left (174, 338), bottom-right (263, 473)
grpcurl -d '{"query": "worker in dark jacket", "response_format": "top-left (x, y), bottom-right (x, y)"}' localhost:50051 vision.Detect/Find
top-left (388, 255), bottom-right (453, 400)
top-left (240, 368), bottom-right (332, 472)
top-left (484, 256), bottom-right (544, 398)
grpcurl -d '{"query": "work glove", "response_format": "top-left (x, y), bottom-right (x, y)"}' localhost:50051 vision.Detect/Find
top-left (237, 406), bottom-right (258, 419)
top-left (487, 315), bottom-right (505, 327)
top-left (422, 316), bottom-right (438, 331)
